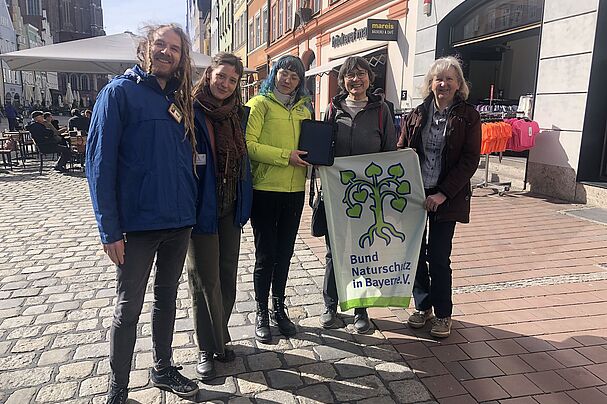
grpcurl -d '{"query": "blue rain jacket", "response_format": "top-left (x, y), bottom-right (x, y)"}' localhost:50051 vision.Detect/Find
top-left (192, 103), bottom-right (252, 234)
top-left (86, 65), bottom-right (197, 244)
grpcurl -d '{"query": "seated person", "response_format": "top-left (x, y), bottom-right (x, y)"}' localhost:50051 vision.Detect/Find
top-left (27, 111), bottom-right (72, 173)
top-left (43, 112), bottom-right (66, 135)
top-left (67, 109), bottom-right (89, 133)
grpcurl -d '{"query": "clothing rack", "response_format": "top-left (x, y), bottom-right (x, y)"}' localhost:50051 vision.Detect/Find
top-left (473, 111), bottom-right (513, 196)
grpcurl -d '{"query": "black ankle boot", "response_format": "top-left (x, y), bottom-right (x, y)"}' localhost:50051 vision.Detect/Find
top-left (271, 296), bottom-right (296, 337)
top-left (255, 302), bottom-right (271, 342)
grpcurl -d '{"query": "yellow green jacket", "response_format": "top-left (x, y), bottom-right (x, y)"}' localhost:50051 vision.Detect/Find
top-left (245, 92), bottom-right (312, 192)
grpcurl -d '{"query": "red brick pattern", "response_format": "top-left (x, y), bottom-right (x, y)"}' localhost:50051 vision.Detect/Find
top-left (301, 189), bottom-right (607, 403)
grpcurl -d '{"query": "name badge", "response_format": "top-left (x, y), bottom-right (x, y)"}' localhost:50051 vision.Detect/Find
top-left (195, 153), bottom-right (207, 166)
top-left (168, 103), bottom-right (183, 123)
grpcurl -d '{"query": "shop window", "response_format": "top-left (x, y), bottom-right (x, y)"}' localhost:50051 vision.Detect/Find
top-left (70, 74), bottom-right (78, 90)
top-left (80, 75), bottom-right (90, 91)
top-left (451, 0), bottom-right (544, 45)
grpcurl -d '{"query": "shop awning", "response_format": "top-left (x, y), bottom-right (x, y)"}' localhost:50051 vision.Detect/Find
top-left (305, 47), bottom-right (385, 77)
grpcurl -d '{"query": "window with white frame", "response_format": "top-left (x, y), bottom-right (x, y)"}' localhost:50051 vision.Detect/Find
top-left (248, 19), bottom-right (254, 50)
top-left (278, 0), bottom-right (284, 36)
top-left (286, 0), bottom-right (293, 31)
top-left (262, 5), bottom-right (269, 43)
top-left (271, 3), bottom-right (277, 42)
top-left (255, 12), bottom-right (261, 48)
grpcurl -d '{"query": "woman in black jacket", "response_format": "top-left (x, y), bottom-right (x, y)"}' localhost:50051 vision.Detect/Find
top-left (320, 56), bottom-right (396, 333)
top-left (398, 56), bottom-right (481, 338)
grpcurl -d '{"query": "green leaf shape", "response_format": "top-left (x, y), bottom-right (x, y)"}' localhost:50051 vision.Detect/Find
top-left (396, 181), bottom-right (411, 195)
top-left (365, 162), bottom-right (382, 178)
top-left (352, 189), bottom-right (368, 203)
top-left (388, 163), bottom-right (404, 178)
top-left (346, 204), bottom-right (363, 218)
top-left (391, 198), bottom-right (407, 212)
top-left (340, 170), bottom-right (356, 185)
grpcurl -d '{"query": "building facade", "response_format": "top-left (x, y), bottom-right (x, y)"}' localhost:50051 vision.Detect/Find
top-left (218, 0), bottom-right (232, 52)
top-left (233, 0), bottom-right (247, 64)
top-left (262, 0), bottom-right (408, 118)
top-left (0, 0), bottom-right (20, 106)
top-left (407, 0), bottom-right (607, 205)
top-left (247, 0), bottom-right (270, 97)
top-left (187, 0), bottom-right (211, 54)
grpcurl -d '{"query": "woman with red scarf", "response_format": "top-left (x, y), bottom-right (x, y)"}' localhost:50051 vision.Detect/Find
top-left (187, 52), bottom-right (252, 380)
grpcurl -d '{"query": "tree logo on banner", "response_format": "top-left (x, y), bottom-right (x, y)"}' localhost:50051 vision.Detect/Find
top-left (340, 162), bottom-right (411, 248)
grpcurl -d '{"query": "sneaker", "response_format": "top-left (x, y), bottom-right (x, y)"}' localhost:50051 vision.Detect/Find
top-left (407, 309), bottom-right (434, 329)
top-left (150, 366), bottom-right (199, 397)
top-left (353, 308), bottom-right (370, 333)
top-left (214, 348), bottom-right (235, 363)
top-left (319, 307), bottom-right (337, 328)
top-left (106, 386), bottom-right (127, 404)
top-left (430, 317), bottom-right (452, 338)
top-left (196, 351), bottom-right (215, 380)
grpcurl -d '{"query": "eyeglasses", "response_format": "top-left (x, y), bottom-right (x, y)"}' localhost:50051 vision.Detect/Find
top-left (345, 71), bottom-right (368, 80)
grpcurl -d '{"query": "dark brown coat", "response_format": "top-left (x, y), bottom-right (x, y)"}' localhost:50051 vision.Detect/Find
top-left (398, 96), bottom-right (481, 223)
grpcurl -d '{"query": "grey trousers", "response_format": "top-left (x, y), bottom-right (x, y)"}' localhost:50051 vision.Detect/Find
top-left (186, 208), bottom-right (241, 354)
top-left (109, 227), bottom-right (191, 388)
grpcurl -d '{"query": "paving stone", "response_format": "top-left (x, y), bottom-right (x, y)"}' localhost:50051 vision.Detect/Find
top-left (267, 369), bottom-right (304, 389)
top-left (38, 348), bottom-right (72, 365)
top-left (296, 384), bottom-right (334, 403)
top-left (0, 367), bottom-right (53, 390)
top-left (79, 375), bottom-right (108, 396)
top-left (313, 342), bottom-right (363, 361)
top-left (197, 376), bottom-right (237, 399)
top-left (128, 388), bottom-right (162, 403)
top-left (22, 305), bottom-right (48, 315)
top-left (388, 379), bottom-right (433, 403)
top-left (284, 348), bottom-right (318, 366)
top-left (6, 325), bottom-right (41, 339)
top-left (1, 315), bottom-right (34, 329)
top-left (255, 389), bottom-right (298, 404)
top-left (0, 352), bottom-right (36, 370)
top-left (299, 362), bottom-right (338, 384)
top-left (357, 396), bottom-right (398, 404)
top-left (74, 342), bottom-right (109, 359)
top-left (56, 361), bottom-right (95, 382)
top-left (364, 344), bottom-right (406, 363)
top-left (35, 381), bottom-right (78, 402)
top-left (247, 351), bottom-right (282, 371)
top-left (43, 321), bottom-right (77, 335)
top-left (375, 361), bottom-right (415, 381)
top-left (330, 375), bottom-right (389, 401)
top-left (11, 336), bottom-right (51, 353)
top-left (51, 300), bottom-right (81, 312)
top-left (52, 330), bottom-right (104, 348)
top-left (334, 356), bottom-right (375, 378)
top-left (236, 371), bottom-right (268, 394)
top-left (5, 387), bottom-right (37, 404)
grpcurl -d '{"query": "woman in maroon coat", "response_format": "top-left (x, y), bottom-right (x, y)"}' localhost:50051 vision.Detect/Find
top-left (398, 56), bottom-right (481, 338)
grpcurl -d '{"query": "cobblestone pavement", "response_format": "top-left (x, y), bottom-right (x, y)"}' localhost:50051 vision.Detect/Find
top-left (0, 163), bottom-right (436, 403)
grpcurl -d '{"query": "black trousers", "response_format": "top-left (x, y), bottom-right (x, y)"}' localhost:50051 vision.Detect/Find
top-left (412, 213), bottom-right (456, 318)
top-left (251, 190), bottom-right (304, 303)
top-left (323, 233), bottom-right (365, 314)
top-left (109, 227), bottom-right (191, 388)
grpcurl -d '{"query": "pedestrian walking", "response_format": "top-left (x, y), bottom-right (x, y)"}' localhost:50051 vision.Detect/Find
top-left (398, 56), bottom-right (481, 338)
top-left (86, 24), bottom-right (199, 403)
top-left (187, 52), bottom-right (252, 380)
top-left (245, 55), bottom-right (312, 342)
top-left (319, 56), bottom-right (396, 333)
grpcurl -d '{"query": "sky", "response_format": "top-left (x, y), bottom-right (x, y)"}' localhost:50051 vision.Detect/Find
top-left (102, 0), bottom-right (188, 35)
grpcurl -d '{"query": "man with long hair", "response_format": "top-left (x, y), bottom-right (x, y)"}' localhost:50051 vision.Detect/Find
top-left (86, 24), bottom-right (199, 403)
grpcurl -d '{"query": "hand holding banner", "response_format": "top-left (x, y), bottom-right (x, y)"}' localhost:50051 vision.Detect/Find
top-left (319, 149), bottom-right (427, 311)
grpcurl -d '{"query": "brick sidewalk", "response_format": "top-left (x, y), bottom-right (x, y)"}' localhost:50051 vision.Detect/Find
top-left (2, 161), bottom-right (607, 403)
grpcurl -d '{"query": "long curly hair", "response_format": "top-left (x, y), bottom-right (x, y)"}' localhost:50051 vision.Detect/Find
top-left (137, 24), bottom-right (195, 148)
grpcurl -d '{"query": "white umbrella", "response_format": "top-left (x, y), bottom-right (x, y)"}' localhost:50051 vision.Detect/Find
top-left (0, 32), bottom-right (215, 74)
top-left (34, 85), bottom-right (42, 104)
top-left (58, 95), bottom-right (63, 107)
top-left (75, 90), bottom-right (81, 106)
top-left (65, 82), bottom-right (73, 106)
top-left (45, 86), bottom-right (51, 107)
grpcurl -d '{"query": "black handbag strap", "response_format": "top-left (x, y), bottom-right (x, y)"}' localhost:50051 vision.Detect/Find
top-left (308, 167), bottom-right (321, 208)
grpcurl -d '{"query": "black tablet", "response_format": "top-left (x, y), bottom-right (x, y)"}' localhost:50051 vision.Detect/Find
top-left (298, 120), bottom-right (335, 166)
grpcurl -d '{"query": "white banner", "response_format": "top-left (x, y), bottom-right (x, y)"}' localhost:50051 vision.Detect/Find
top-left (319, 150), bottom-right (427, 311)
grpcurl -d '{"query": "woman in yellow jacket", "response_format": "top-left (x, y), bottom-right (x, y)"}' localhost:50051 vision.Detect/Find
top-left (245, 55), bottom-right (312, 342)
